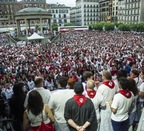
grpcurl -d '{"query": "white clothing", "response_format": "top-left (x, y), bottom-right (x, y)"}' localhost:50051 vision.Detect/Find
top-left (27, 105), bottom-right (50, 127)
top-left (138, 82), bottom-right (144, 102)
top-left (111, 93), bottom-right (134, 122)
top-left (97, 83), bottom-right (116, 102)
top-left (85, 91), bottom-right (105, 121)
top-left (134, 77), bottom-right (143, 87)
top-left (137, 108), bottom-right (144, 131)
top-left (82, 82), bottom-right (87, 90)
top-left (97, 83), bottom-right (116, 131)
top-left (100, 102), bottom-right (113, 131)
top-left (48, 89), bottom-right (75, 123)
top-left (113, 79), bottom-right (120, 93)
top-left (27, 81), bottom-right (35, 90)
top-left (3, 88), bottom-right (13, 100)
top-left (24, 87), bottom-right (51, 108)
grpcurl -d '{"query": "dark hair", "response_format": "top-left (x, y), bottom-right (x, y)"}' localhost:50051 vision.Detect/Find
top-left (83, 71), bottom-right (93, 81)
top-left (131, 69), bottom-right (139, 77)
top-left (13, 82), bottom-right (25, 97)
top-left (27, 90), bottom-right (43, 116)
top-left (57, 76), bottom-right (68, 87)
top-left (74, 82), bottom-right (84, 94)
top-left (34, 77), bottom-right (43, 87)
top-left (117, 69), bottom-right (127, 81)
top-left (127, 78), bottom-right (138, 96)
top-left (119, 77), bottom-right (130, 90)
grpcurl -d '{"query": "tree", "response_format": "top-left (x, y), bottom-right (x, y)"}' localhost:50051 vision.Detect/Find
top-left (52, 24), bottom-right (58, 31)
top-left (105, 23), bottom-right (115, 31)
top-left (118, 24), bottom-right (131, 31)
top-left (136, 22), bottom-right (144, 32)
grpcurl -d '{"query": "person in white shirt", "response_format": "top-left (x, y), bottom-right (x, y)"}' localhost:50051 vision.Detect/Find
top-left (48, 76), bottom-right (75, 131)
top-left (97, 71), bottom-right (116, 131)
top-left (130, 69), bottom-right (142, 87)
top-left (113, 69), bottom-right (128, 93)
top-left (82, 71), bottom-right (93, 91)
top-left (137, 108), bottom-right (144, 131)
top-left (27, 77), bottom-right (35, 91)
top-left (110, 77), bottom-right (134, 131)
top-left (136, 70), bottom-right (144, 122)
top-left (127, 78), bottom-right (139, 131)
top-left (85, 79), bottom-right (106, 131)
top-left (24, 76), bottom-right (51, 108)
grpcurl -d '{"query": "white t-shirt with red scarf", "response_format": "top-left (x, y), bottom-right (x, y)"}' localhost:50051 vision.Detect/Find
top-left (85, 90), bottom-right (105, 121)
top-left (111, 89), bottom-right (134, 122)
top-left (97, 80), bottom-right (116, 102)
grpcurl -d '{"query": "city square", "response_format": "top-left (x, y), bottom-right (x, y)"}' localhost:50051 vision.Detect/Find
top-left (0, 0), bottom-right (144, 131)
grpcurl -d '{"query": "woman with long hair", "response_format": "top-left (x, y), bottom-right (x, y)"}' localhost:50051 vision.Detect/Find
top-left (9, 82), bottom-right (26, 131)
top-left (23, 90), bottom-right (55, 131)
top-left (127, 78), bottom-right (139, 131)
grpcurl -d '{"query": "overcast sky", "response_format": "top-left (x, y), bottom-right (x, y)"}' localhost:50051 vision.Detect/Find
top-left (46, 0), bottom-right (76, 7)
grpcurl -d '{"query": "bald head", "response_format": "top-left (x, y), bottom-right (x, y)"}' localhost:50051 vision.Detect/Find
top-left (87, 80), bottom-right (95, 90)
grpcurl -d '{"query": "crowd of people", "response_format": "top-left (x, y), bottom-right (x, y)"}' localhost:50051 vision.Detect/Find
top-left (0, 30), bottom-right (144, 131)
top-left (0, 33), bottom-right (9, 45)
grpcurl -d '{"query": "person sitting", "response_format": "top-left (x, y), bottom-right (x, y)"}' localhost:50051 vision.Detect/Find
top-left (23, 90), bottom-right (55, 131)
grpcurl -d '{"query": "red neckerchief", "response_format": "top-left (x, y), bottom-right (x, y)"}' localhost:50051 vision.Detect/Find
top-left (86, 90), bottom-right (96, 98)
top-left (103, 80), bottom-right (115, 89)
top-left (73, 94), bottom-right (86, 107)
top-left (119, 89), bottom-right (132, 98)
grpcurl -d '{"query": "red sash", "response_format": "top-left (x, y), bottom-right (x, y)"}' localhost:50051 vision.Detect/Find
top-left (119, 89), bottom-right (132, 98)
top-left (86, 90), bottom-right (96, 98)
top-left (103, 80), bottom-right (115, 89)
top-left (73, 95), bottom-right (86, 107)
top-left (30, 122), bottom-right (54, 131)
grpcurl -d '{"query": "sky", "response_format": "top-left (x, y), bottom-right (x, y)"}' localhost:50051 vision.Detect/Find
top-left (46, 0), bottom-right (76, 7)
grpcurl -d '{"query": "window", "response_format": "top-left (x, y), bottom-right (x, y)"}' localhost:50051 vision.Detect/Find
top-left (59, 19), bottom-right (62, 23)
top-left (64, 19), bottom-right (67, 23)
top-left (64, 14), bottom-right (66, 18)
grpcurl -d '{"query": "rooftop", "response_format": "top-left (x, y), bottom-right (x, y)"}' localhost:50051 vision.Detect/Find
top-left (18, 7), bottom-right (47, 13)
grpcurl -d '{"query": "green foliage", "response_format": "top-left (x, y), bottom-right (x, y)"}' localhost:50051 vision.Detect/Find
top-left (136, 22), bottom-right (144, 32)
top-left (114, 22), bottom-right (123, 27)
top-left (52, 24), bottom-right (58, 31)
top-left (64, 23), bottom-right (75, 26)
top-left (129, 23), bottom-right (137, 31)
top-left (90, 22), bottom-right (144, 32)
top-left (93, 22), bottom-right (104, 31)
top-left (105, 23), bottom-right (115, 31)
top-left (35, 25), bottom-right (40, 31)
top-left (118, 24), bottom-right (131, 31)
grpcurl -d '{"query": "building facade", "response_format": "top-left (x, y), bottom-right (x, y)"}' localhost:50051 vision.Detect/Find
top-left (47, 4), bottom-right (71, 26)
top-left (0, 0), bottom-right (46, 26)
top-left (112, 0), bottom-right (118, 22)
top-left (118, 0), bottom-right (144, 23)
top-left (70, 7), bottom-right (77, 25)
top-left (99, 0), bottom-right (109, 21)
top-left (75, 0), bottom-right (99, 26)
top-left (117, 0), bottom-right (125, 23)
